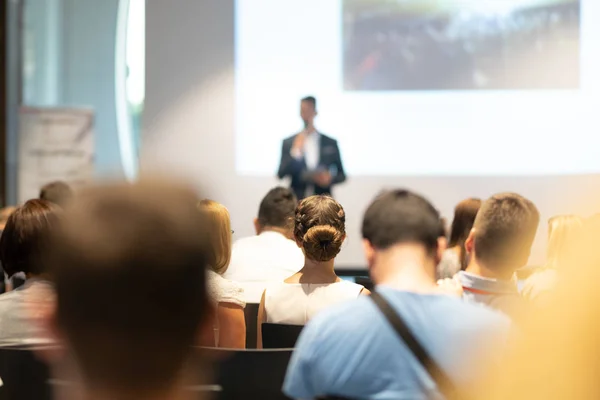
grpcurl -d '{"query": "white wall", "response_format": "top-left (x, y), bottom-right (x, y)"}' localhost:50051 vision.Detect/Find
top-left (143, 0), bottom-right (600, 268)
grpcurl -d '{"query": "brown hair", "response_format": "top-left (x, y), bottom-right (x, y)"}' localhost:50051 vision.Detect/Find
top-left (39, 181), bottom-right (73, 207)
top-left (473, 193), bottom-right (539, 272)
top-left (47, 180), bottom-right (210, 395)
top-left (448, 198), bottom-right (482, 269)
top-left (0, 199), bottom-right (60, 277)
top-left (198, 200), bottom-right (232, 275)
top-left (294, 195), bottom-right (345, 262)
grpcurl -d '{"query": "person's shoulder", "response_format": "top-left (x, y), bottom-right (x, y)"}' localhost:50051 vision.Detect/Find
top-left (318, 133), bottom-right (338, 144)
top-left (450, 297), bottom-right (512, 329)
top-left (231, 235), bottom-right (258, 250)
top-left (283, 134), bottom-right (297, 144)
top-left (0, 289), bottom-right (20, 303)
top-left (335, 280), bottom-right (366, 294)
top-left (207, 270), bottom-right (246, 307)
top-left (303, 295), bottom-right (374, 334)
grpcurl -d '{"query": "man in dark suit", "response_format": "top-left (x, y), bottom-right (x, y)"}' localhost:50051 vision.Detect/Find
top-left (277, 96), bottom-right (346, 200)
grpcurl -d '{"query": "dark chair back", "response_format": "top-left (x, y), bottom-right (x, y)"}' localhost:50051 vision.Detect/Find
top-left (244, 303), bottom-right (260, 349)
top-left (0, 345), bottom-right (53, 400)
top-left (204, 348), bottom-right (293, 400)
top-left (261, 323), bottom-right (303, 349)
top-left (354, 276), bottom-right (374, 292)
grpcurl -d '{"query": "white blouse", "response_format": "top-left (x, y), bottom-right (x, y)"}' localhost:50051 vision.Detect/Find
top-left (264, 280), bottom-right (364, 325)
top-left (207, 270), bottom-right (245, 308)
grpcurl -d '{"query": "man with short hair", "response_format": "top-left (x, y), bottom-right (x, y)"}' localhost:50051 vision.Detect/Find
top-left (225, 187), bottom-right (304, 303)
top-left (458, 192), bottom-right (540, 319)
top-left (277, 96), bottom-right (346, 199)
top-left (44, 181), bottom-right (211, 400)
top-left (284, 189), bottom-right (509, 399)
top-left (39, 181), bottom-right (73, 208)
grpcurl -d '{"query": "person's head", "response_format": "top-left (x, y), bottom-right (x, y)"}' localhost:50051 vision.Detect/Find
top-left (294, 195), bottom-right (345, 262)
top-left (300, 96), bottom-right (317, 127)
top-left (465, 193), bottom-right (540, 275)
top-left (0, 199), bottom-right (60, 278)
top-left (198, 200), bottom-right (232, 275)
top-left (546, 214), bottom-right (582, 269)
top-left (448, 198), bottom-right (482, 247)
top-left (254, 187), bottom-right (297, 238)
top-left (361, 189), bottom-right (444, 277)
top-left (39, 181), bottom-right (74, 208)
top-left (448, 198), bottom-right (482, 268)
top-left (46, 180), bottom-right (210, 397)
top-left (484, 214), bottom-right (600, 400)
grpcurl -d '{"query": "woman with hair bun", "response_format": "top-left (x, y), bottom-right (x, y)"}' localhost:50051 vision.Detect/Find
top-left (257, 195), bottom-right (368, 346)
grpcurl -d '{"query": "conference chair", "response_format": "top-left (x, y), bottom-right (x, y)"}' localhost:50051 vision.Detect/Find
top-left (261, 323), bottom-right (303, 349)
top-left (0, 344), bottom-right (53, 400)
top-left (244, 303), bottom-right (260, 348)
top-left (354, 276), bottom-right (374, 292)
top-left (203, 347), bottom-right (294, 400)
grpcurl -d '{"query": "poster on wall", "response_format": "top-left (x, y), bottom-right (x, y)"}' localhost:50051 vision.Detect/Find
top-left (18, 107), bottom-right (95, 203)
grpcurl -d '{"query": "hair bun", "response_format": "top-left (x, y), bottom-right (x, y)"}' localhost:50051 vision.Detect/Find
top-left (303, 225), bottom-right (344, 262)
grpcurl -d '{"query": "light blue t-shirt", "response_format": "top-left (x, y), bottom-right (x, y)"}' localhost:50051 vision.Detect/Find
top-left (284, 286), bottom-right (510, 400)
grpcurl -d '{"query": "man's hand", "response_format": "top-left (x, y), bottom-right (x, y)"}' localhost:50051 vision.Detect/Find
top-left (291, 131), bottom-right (307, 154)
top-left (314, 170), bottom-right (332, 187)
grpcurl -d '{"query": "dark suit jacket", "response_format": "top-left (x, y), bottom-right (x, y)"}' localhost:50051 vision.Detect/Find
top-left (277, 133), bottom-right (346, 200)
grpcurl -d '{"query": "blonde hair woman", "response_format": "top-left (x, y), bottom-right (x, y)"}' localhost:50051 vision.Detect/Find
top-left (199, 200), bottom-right (246, 348)
top-left (522, 214), bottom-right (582, 301)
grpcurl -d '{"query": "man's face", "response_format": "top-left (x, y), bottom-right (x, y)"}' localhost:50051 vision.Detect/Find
top-left (300, 101), bottom-right (316, 126)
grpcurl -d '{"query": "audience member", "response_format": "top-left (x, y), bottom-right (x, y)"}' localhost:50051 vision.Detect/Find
top-left (521, 214), bottom-right (582, 301)
top-left (284, 189), bottom-right (509, 399)
top-left (457, 193), bottom-right (539, 320)
top-left (487, 214), bottom-right (600, 400)
top-left (0, 199), bottom-right (60, 343)
top-left (44, 181), bottom-right (211, 400)
top-left (39, 181), bottom-right (73, 208)
top-left (437, 198), bottom-right (482, 279)
top-left (257, 195), bottom-right (366, 345)
top-left (0, 206), bottom-right (16, 293)
top-left (199, 200), bottom-right (246, 348)
top-left (0, 206), bottom-right (16, 231)
top-left (225, 187), bottom-right (304, 303)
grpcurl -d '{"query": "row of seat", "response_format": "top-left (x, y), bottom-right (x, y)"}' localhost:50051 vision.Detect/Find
top-left (0, 345), bottom-right (301, 400)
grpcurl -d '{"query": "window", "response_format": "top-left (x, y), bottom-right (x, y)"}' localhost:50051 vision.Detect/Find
top-left (116, 0), bottom-right (145, 179)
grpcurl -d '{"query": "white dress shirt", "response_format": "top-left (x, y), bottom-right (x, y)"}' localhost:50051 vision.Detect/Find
top-left (224, 231), bottom-right (305, 303)
top-left (291, 131), bottom-right (321, 197)
top-left (291, 131), bottom-right (320, 170)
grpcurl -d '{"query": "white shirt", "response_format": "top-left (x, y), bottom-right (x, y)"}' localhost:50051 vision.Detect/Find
top-left (206, 270), bottom-right (245, 308)
top-left (0, 278), bottom-right (55, 345)
top-left (224, 231), bottom-right (304, 303)
top-left (264, 281), bottom-right (364, 325)
top-left (291, 131), bottom-right (320, 170)
top-left (291, 131), bottom-right (321, 198)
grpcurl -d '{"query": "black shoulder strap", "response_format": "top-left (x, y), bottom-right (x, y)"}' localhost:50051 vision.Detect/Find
top-left (371, 292), bottom-right (461, 400)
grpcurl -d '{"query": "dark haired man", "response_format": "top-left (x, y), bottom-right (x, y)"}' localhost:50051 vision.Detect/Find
top-left (277, 96), bottom-right (346, 200)
top-left (458, 193), bottom-right (539, 320)
top-left (284, 189), bottom-right (509, 399)
top-left (44, 180), bottom-right (211, 400)
top-left (225, 187), bottom-right (303, 303)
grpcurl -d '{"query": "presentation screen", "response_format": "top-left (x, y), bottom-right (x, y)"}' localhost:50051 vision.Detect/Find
top-left (235, 0), bottom-right (599, 177)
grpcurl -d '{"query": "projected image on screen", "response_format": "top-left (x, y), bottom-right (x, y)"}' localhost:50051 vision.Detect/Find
top-left (236, 0), bottom-right (600, 177)
top-left (343, 0), bottom-right (581, 91)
